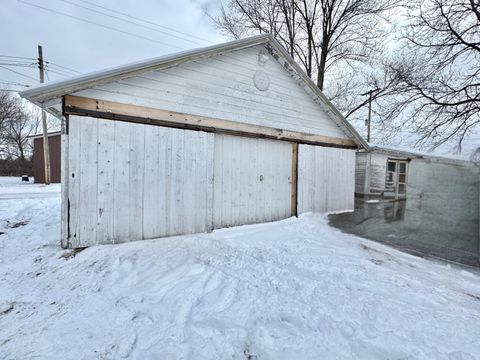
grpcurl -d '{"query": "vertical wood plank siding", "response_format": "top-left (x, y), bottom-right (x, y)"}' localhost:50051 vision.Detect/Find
top-left (33, 135), bottom-right (61, 183)
top-left (66, 116), bottom-right (356, 247)
top-left (212, 134), bottom-right (292, 229)
top-left (67, 115), bottom-right (214, 247)
top-left (297, 144), bottom-right (355, 213)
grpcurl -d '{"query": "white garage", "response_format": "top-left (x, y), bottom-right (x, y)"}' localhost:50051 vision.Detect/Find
top-left (20, 34), bottom-right (367, 248)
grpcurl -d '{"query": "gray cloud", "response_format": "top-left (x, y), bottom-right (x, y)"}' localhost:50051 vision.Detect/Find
top-left (1, 0), bottom-right (225, 87)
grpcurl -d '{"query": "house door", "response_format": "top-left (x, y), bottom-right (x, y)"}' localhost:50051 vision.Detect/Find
top-left (385, 159), bottom-right (408, 199)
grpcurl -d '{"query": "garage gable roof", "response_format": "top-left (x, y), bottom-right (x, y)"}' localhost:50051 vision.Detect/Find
top-left (19, 34), bottom-right (367, 149)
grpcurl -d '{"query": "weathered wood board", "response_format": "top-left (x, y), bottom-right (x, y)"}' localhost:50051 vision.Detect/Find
top-left (298, 144), bottom-right (355, 213)
top-left (65, 116), bottom-right (357, 247)
top-left (212, 134), bottom-right (292, 229)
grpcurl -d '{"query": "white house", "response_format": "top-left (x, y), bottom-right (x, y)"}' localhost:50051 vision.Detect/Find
top-left (20, 34), bottom-right (367, 248)
top-left (355, 146), bottom-right (479, 200)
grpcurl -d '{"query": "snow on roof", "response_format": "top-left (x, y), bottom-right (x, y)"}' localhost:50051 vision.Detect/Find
top-left (19, 34), bottom-right (368, 149)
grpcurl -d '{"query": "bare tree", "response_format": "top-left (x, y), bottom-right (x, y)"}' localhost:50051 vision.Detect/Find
top-left (0, 92), bottom-right (22, 138)
top-left (387, 0), bottom-right (480, 149)
top-left (212, 0), bottom-right (397, 91)
top-left (0, 92), bottom-right (40, 160)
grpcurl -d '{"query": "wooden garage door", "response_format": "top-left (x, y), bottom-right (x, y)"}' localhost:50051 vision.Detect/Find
top-left (67, 116), bottom-right (214, 247)
top-left (213, 134), bottom-right (293, 228)
top-left (297, 144), bottom-right (355, 214)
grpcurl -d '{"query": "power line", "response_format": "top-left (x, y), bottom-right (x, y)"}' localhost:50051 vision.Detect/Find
top-left (59, 0), bottom-right (207, 46)
top-left (0, 62), bottom-right (37, 67)
top-left (45, 69), bottom-right (51, 81)
top-left (18, 0), bottom-right (185, 50)
top-left (44, 64), bottom-right (77, 76)
top-left (78, 0), bottom-right (213, 44)
top-left (0, 55), bottom-right (36, 61)
top-left (44, 66), bottom-right (75, 76)
top-left (0, 56), bottom-right (79, 75)
top-left (0, 55), bottom-right (79, 78)
top-left (44, 67), bottom-right (74, 77)
top-left (0, 59), bottom-right (37, 64)
top-left (0, 56), bottom-right (78, 74)
top-left (0, 65), bottom-right (38, 82)
top-left (44, 61), bottom-right (79, 74)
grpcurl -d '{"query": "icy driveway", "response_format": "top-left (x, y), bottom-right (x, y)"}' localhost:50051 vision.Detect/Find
top-left (329, 197), bottom-right (480, 268)
top-left (0, 179), bottom-right (479, 359)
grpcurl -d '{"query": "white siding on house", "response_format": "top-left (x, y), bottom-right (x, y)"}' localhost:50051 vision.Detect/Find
top-left (67, 115), bottom-right (214, 247)
top-left (298, 145), bottom-right (355, 213)
top-left (74, 45), bottom-right (349, 140)
top-left (213, 135), bottom-right (292, 228)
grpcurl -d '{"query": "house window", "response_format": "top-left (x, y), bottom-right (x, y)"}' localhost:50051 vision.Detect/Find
top-left (388, 161), bottom-right (396, 172)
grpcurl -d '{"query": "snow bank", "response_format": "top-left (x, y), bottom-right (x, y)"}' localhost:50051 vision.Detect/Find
top-left (0, 179), bottom-right (479, 359)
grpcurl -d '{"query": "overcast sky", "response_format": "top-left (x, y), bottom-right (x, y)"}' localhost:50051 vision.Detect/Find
top-left (1, 0), bottom-right (477, 157)
top-left (1, 0), bottom-right (225, 89)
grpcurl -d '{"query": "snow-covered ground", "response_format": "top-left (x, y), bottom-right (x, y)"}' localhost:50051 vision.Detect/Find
top-left (1, 177), bottom-right (479, 359)
top-left (0, 176), bottom-right (60, 199)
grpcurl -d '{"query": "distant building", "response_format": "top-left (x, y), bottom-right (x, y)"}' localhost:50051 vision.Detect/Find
top-left (355, 145), bottom-right (479, 200)
top-left (31, 131), bottom-right (61, 183)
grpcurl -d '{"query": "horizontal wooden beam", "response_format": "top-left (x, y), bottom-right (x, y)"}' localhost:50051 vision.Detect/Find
top-left (64, 95), bottom-right (358, 149)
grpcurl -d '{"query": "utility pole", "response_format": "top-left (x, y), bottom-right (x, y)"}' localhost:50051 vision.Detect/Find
top-left (366, 91), bottom-right (372, 143)
top-left (361, 88), bottom-right (379, 143)
top-left (37, 45), bottom-right (51, 185)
